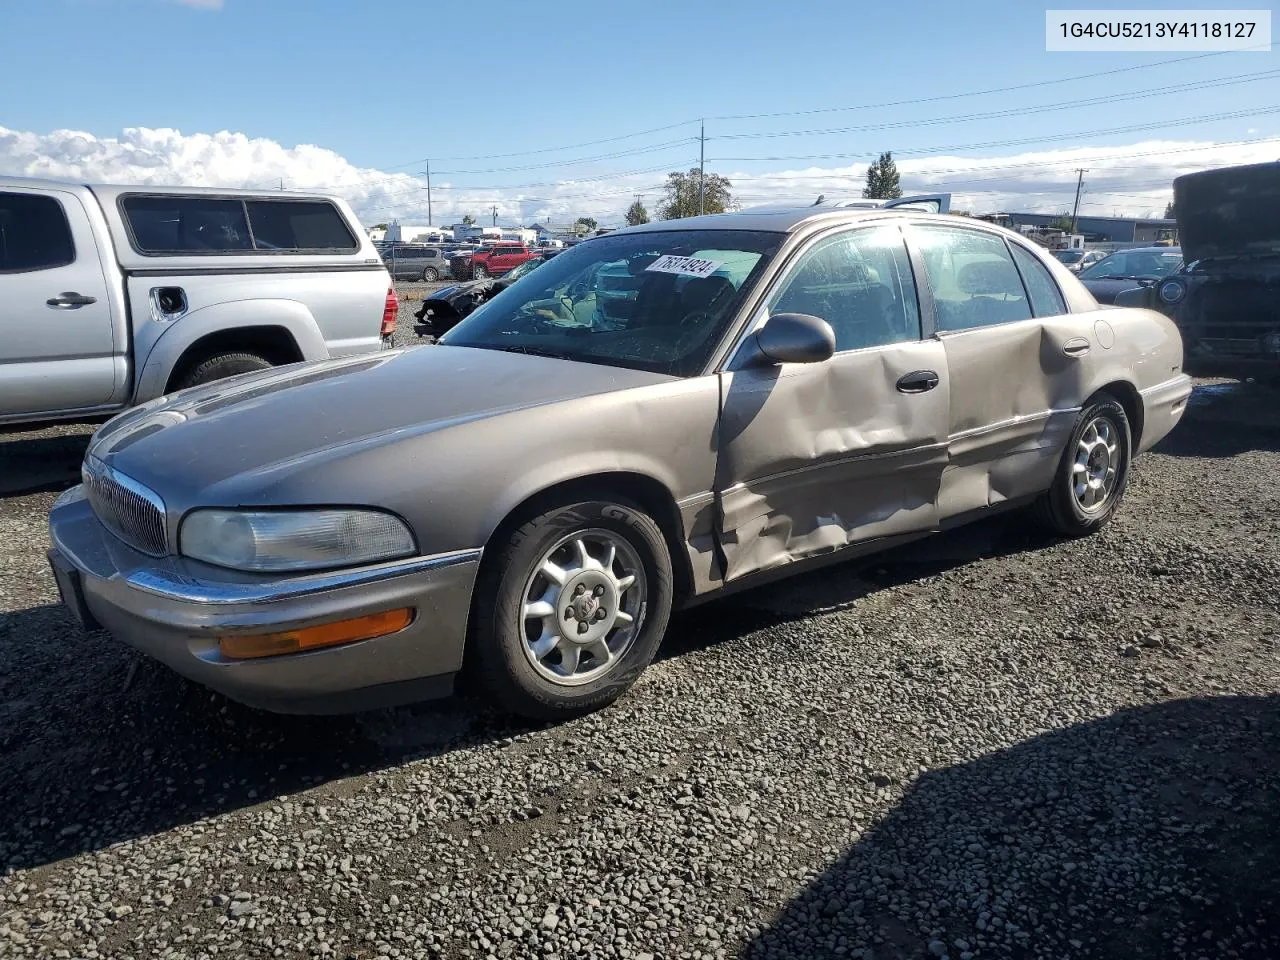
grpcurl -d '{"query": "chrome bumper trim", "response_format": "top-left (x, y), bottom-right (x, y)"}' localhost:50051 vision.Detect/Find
top-left (122, 549), bottom-right (483, 605)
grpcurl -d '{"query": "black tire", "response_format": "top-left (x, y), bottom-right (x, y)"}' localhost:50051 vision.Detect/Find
top-left (1030, 394), bottom-right (1132, 536)
top-left (175, 352), bottom-right (273, 391)
top-left (473, 263), bottom-right (488, 280)
top-left (422, 266), bottom-right (439, 282)
top-left (469, 499), bottom-right (673, 720)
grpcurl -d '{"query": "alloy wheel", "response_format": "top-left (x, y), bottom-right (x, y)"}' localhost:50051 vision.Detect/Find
top-left (519, 529), bottom-right (647, 686)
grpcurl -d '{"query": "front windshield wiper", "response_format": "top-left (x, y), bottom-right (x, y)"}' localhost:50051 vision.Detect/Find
top-left (480, 343), bottom-right (567, 360)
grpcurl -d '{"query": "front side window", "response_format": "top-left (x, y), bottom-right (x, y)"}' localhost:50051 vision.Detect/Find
top-left (0, 192), bottom-right (75, 272)
top-left (441, 229), bottom-right (784, 376)
top-left (913, 225), bottom-right (1032, 331)
top-left (768, 225), bottom-right (921, 352)
top-left (1009, 243), bottom-right (1067, 317)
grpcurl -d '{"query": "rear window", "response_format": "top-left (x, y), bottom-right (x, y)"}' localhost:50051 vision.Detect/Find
top-left (121, 195), bottom-right (358, 255)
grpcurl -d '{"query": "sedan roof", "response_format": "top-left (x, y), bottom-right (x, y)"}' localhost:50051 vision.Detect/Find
top-left (612, 207), bottom-right (947, 236)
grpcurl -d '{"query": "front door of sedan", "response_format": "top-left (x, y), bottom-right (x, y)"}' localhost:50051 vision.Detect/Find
top-left (907, 222), bottom-right (1092, 518)
top-left (715, 223), bottom-right (950, 582)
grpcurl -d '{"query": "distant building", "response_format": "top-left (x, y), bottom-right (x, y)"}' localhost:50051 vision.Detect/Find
top-left (1003, 213), bottom-right (1176, 245)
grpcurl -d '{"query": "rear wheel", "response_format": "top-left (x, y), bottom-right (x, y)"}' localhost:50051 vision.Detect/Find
top-left (422, 266), bottom-right (439, 282)
top-left (175, 352), bottom-right (272, 390)
top-left (473, 263), bottom-right (488, 280)
top-left (1030, 395), bottom-right (1132, 536)
top-left (469, 499), bottom-right (673, 720)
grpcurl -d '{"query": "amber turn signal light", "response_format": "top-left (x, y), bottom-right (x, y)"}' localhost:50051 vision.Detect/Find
top-left (218, 608), bottom-right (413, 660)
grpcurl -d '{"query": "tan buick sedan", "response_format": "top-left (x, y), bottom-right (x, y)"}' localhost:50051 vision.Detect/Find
top-left (48, 208), bottom-right (1192, 719)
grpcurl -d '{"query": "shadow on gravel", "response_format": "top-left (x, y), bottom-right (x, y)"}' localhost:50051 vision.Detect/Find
top-left (0, 513), bottom-right (1054, 873)
top-left (744, 694), bottom-right (1280, 960)
top-left (1156, 380), bottom-right (1280, 458)
top-left (0, 430), bottom-right (92, 497)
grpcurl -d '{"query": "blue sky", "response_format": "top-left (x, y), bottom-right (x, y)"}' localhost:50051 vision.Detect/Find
top-left (1, 0), bottom-right (1276, 225)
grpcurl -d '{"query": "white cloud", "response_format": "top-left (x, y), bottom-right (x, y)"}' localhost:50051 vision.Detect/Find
top-left (1, 124), bottom-right (1276, 228)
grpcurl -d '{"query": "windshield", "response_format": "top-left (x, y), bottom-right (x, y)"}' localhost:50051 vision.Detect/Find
top-left (1080, 249), bottom-right (1182, 280)
top-left (502, 256), bottom-right (544, 282)
top-left (1052, 250), bottom-right (1084, 264)
top-left (440, 229), bottom-right (784, 376)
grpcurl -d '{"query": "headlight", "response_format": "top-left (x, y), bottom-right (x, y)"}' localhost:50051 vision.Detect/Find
top-left (1158, 279), bottom-right (1186, 304)
top-left (180, 509), bottom-right (416, 573)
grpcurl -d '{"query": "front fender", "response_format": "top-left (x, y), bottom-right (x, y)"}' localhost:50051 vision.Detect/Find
top-left (133, 299), bottom-right (329, 403)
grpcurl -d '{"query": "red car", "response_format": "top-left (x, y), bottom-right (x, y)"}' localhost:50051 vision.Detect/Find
top-left (464, 242), bottom-right (538, 280)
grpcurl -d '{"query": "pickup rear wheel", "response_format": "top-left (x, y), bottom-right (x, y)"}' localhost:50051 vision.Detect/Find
top-left (469, 499), bottom-right (673, 720)
top-left (175, 352), bottom-right (273, 390)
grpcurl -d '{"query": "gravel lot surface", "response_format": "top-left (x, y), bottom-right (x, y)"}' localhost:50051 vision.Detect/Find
top-left (2, 376), bottom-right (1278, 960)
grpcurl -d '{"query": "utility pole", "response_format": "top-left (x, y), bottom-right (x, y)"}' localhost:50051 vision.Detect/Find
top-left (279, 177), bottom-right (284, 191)
top-left (698, 119), bottom-right (706, 216)
top-left (425, 160), bottom-right (432, 227)
top-left (491, 204), bottom-right (498, 226)
top-left (1070, 168), bottom-right (1088, 233)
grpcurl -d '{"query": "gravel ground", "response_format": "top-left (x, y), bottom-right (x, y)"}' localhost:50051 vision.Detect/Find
top-left (1, 378), bottom-right (1278, 960)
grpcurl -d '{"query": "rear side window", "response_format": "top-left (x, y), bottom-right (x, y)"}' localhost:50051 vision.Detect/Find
top-left (245, 200), bottom-right (358, 252)
top-left (912, 225), bottom-right (1032, 331)
top-left (1009, 243), bottom-right (1067, 317)
top-left (0, 192), bottom-right (75, 272)
top-left (122, 195), bottom-right (357, 255)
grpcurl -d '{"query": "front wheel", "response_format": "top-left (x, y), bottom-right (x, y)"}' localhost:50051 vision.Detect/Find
top-left (469, 499), bottom-right (673, 720)
top-left (422, 266), bottom-right (439, 282)
top-left (1030, 395), bottom-right (1132, 536)
top-left (473, 263), bottom-right (488, 280)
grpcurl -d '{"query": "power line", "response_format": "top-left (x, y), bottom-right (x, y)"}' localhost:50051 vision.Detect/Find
top-left (709, 106), bottom-right (1280, 164)
top-left (705, 44), bottom-right (1271, 121)
top-left (711, 70), bottom-right (1280, 142)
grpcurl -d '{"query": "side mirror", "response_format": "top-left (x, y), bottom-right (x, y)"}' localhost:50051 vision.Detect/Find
top-left (752, 312), bottom-right (836, 365)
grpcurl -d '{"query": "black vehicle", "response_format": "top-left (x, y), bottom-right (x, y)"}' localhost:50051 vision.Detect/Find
top-left (413, 253), bottom-right (553, 338)
top-left (1078, 246), bottom-right (1182, 305)
top-left (383, 245), bottom-right (451, 282)
top-left (1148, 163), bottom-right (1280, 374)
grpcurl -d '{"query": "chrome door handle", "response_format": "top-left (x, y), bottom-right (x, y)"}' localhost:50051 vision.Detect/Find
top-left (47, 292), bottom-right (97, 308)
top-left (1062, 337), bottom-right (1091, 358)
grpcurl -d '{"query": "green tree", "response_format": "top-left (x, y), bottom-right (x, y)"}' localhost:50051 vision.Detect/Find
top-left (862, 151), bottom-right (903, 200)
top-left (371, 222), bottom-right (388, 230)
top-left (1050, 213), bottom-right (1075, 233)
top-left (1164, 200), bottom-right (1176, 219)
top-left (657, 168), bottom-right (735, 220)
top-left (574, 216), bottom-right (599, 235)
top-left (624, 200), bottom-right (650, 226)
top-left (461, 214), bottom-right (476, 226)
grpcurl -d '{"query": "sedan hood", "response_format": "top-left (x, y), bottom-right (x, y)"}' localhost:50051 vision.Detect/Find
top-left (1174, 162), bottom-right (1280, 263)
top-left (91, 346), bottom-right (674, 498)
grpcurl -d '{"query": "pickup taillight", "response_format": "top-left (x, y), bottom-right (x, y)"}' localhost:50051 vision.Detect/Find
top-left (381, 288), bottom-right (398, 338)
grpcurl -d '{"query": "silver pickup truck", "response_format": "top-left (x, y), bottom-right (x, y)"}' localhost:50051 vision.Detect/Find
top-left (1, 177), bottom-right (395, 426)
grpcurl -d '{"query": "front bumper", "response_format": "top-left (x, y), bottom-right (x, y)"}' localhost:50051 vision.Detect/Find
top-left (47, 491), bottom-right (481, 714)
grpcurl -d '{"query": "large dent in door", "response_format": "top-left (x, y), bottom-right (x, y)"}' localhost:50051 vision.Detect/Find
top-left (715, 341), bottom-right (949, 583)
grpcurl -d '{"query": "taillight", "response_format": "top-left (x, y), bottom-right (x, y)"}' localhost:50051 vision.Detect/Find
top-left (381, 288), bottom-right (398, 337)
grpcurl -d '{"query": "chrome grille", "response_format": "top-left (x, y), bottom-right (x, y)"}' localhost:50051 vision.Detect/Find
top-left (82, 458), bottom-right (167, 556)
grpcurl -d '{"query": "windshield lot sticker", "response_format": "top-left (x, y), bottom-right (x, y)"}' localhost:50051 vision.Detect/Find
top-left (645, 255), bottom-right (723, 278)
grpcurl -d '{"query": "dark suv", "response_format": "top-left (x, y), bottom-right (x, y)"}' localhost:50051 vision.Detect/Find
top-left (383, 245), bottom-right (451, 282)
